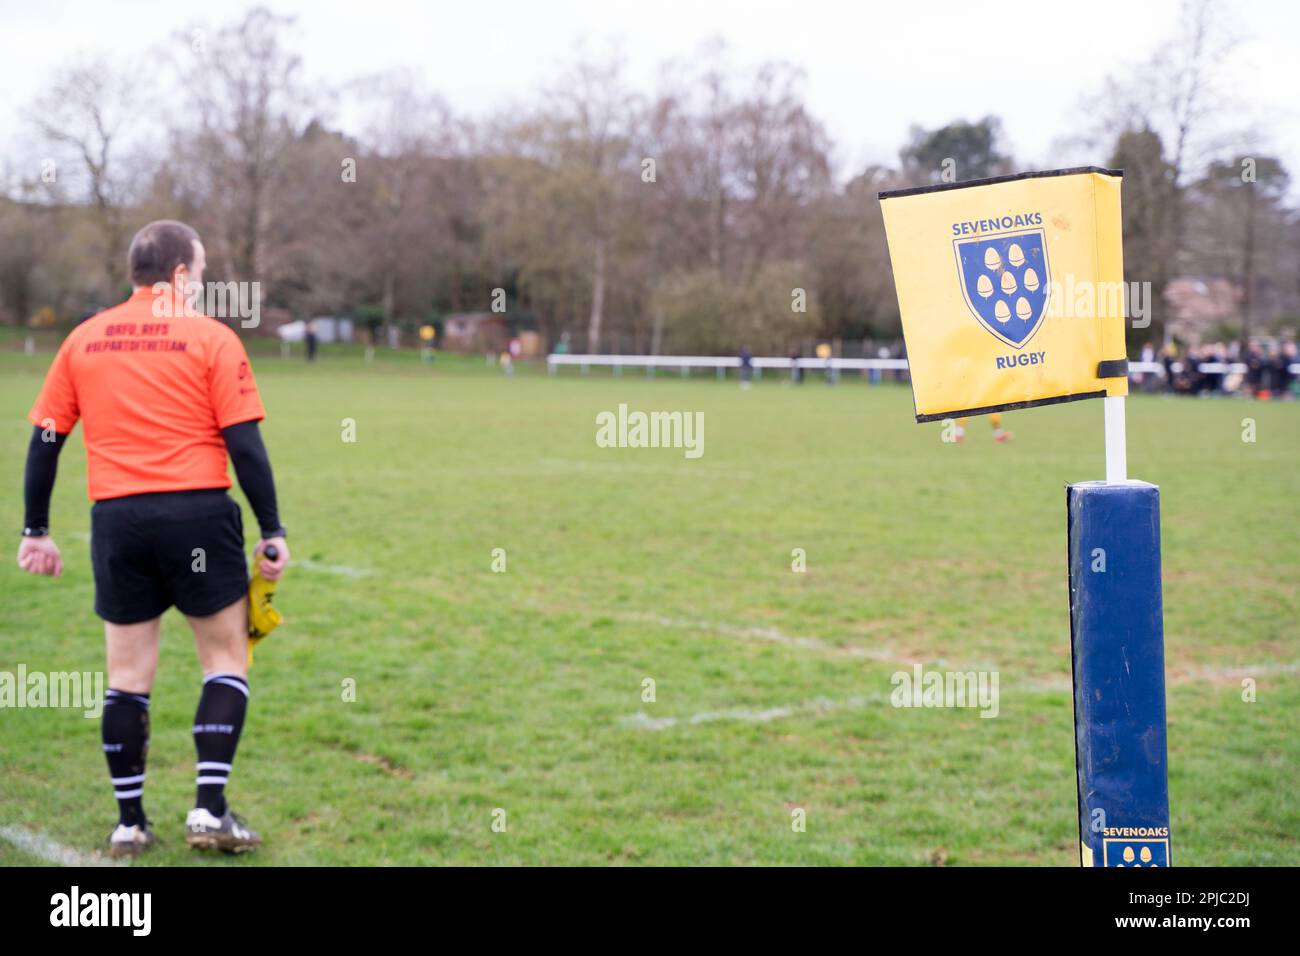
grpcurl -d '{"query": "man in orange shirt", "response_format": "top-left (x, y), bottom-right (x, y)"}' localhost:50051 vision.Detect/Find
top-left (17, 220), bottom-right (289, 857)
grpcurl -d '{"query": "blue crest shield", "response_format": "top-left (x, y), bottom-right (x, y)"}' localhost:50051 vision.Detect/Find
top-left (1103, 838), bottom-right (1170, 867)
top-left (953, 229), bottom-right (1051, 349)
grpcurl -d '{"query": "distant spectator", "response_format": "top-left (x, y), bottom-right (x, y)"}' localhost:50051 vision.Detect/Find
top-left (1208, 343), bottom-right (1224, 393)
top-left (1192, 345), bottom-right (1216, 394)
top-left (1280, 342), bottom-right (1298, 398)
top-left (789, 346), bottom-right (802, 384)
top-left (305, 319), bottom-right (319, 363)
top-left (815, 341), bottom-right (833, 384)
top-left (739, 345), bottom-right (753, 389)
top-left (1260, 342), bottom-right (1286, 398)
top-left (1137, 342), bottom-right (1156, 392)
top-left (1161, 344), bottom-right (1178, 394)
top-left (872, 345), bottom-right (890, 385)
top-left (1243, 343), bottom-right (1266, 397)
top-left (419, 323), bottom-right (436, 363)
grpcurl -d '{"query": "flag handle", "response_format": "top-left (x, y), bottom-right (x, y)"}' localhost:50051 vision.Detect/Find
top-left (1104, 395), bottom-right (1127, 483)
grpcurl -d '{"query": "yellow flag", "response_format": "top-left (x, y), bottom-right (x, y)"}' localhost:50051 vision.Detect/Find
top-left (879, 167), bottom-right (1128, 422)
top-left (246, 568), bottom-right (282, 666)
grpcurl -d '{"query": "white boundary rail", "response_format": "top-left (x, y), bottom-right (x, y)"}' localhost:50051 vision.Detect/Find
top-left (547, 354), bottom-right (1298, 379)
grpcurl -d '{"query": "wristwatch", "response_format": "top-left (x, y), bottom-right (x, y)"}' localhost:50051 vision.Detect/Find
top-left (22, 526), bottom-right (49, 537)
top-left (261, 527), bottom-right (288, 540)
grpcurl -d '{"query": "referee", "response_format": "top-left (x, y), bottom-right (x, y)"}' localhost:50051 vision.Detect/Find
top-left (17, 220), bottom-right (289, 857)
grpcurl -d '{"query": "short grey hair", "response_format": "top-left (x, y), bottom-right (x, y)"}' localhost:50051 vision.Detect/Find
top-left (127, 220), bottom-right (200, 285)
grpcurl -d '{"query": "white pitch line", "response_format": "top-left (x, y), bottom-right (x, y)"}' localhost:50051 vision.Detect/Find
top-left (293, 559), bottom-right (372, 577)
top-left (1175, 661), bottom-right (1300, 682)
top-left (0, 824), bottom-right (122, 867)
top-left (620, 613), bottom-right (1300, 690)
top-left (538, 458), bottom-right (754, 479)
top-left (622, 613), bottom-right (921, 665)
top-left (621, 693), bottom-right (882, 731)
top-left (417, 460), bottom-right (752, 479)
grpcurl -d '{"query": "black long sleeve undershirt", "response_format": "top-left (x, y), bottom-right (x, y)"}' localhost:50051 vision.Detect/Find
top-left (221, 420), bottom-right (282, 538)
top-left (23, 426), bottom-right (67, 531)
top-left (23, 422), bottom-right (280, 537)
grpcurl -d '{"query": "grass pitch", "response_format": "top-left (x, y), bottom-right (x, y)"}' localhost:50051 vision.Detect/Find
top-left (1, 343), bottom-right (1297, 865)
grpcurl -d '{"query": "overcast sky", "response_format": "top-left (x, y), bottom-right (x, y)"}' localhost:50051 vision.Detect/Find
top-left (0, 0), bottom-right (1295, 186)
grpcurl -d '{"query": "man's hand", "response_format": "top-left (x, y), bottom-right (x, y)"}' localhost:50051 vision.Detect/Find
top-left (254, 536), bottom-right (289, 581)
top-left (17, 535), bottom-right (63, 577)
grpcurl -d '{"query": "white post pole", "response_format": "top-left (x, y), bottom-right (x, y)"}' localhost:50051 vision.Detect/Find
top-left (1104, 395), bottom-right (1128, 483)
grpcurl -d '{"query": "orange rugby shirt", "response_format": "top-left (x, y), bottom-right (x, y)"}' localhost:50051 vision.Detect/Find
top-left (28, 287), bottom-right (266, 502)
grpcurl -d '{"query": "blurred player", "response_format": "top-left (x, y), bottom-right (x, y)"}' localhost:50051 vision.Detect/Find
top-left (952, 413), bottom-right (1014, 443)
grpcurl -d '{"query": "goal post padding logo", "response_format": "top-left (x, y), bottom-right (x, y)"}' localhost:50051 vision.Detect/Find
top-left (879, 167), bottom-right (1128, 422)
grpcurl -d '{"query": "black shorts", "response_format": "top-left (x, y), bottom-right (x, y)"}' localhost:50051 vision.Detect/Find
top-left (90, 489), bottom-right (249, 624)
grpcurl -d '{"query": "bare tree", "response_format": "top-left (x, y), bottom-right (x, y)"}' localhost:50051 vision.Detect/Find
top-left (1187, 156), bottom-right (1292, 343)
top-left (351, 70), bottom-right (459, 322)
top-left (543, 50), bottom-right (640, 353)
top-left (26, 58), bottom-right (143, 293)
top-left (172, 7), bottom-right (310, 282)
top-left (1078, 0), bottom-right (1244, 344)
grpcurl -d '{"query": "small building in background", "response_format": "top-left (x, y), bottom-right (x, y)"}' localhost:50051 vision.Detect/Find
top-left (443, 312), bottom-right (510, 353)
top-left (253, 306), bottom-right (293, 337)
top-left (276, 316), bottom-right (355, 343)
top-left (516, 330), bottom-right (545, 358)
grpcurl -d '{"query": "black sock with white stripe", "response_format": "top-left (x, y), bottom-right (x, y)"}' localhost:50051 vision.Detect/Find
top-left (192, 672), bottom-right (249, 817)
top-left (102, 689), bottom-right (150, 827)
